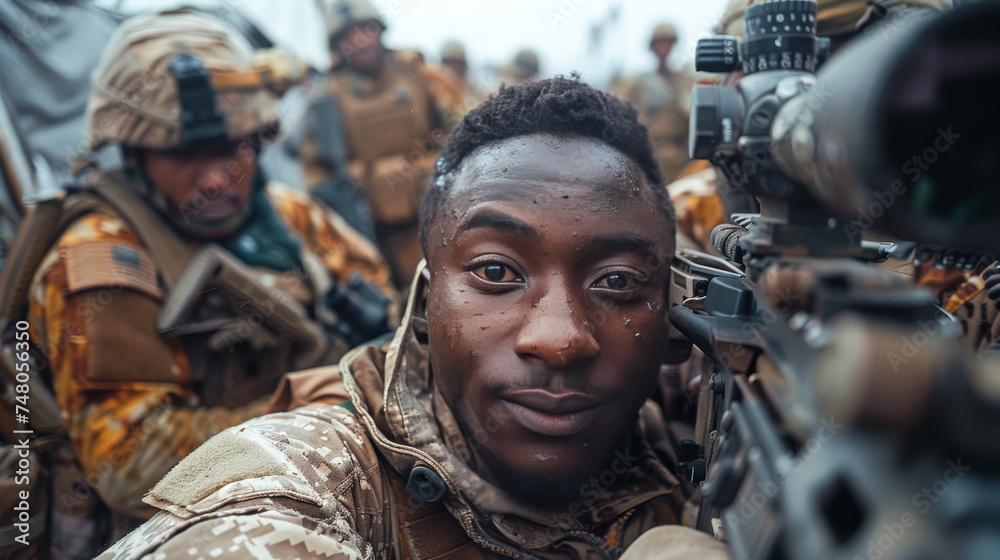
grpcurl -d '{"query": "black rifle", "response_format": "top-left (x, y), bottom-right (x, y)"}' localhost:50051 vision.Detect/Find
top-left (671, 2), bottom-right (1000, 558)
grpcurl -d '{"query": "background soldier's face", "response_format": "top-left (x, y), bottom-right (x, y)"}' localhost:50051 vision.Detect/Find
top-left (425, 133), bottom-right (674, 508)
top-left (338, 23), bottom-right (386, 73)
top-left (651, 38), bottom-right (675, 62)
top-left (142, 139), bottom-right (257, 237)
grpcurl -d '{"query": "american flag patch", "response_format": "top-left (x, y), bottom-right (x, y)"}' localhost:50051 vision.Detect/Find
top-left (62, 241), bottom-right (164, 300)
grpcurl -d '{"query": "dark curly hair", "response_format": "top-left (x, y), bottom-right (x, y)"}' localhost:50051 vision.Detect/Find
top-left (418, 76), bottom-right (675, 252)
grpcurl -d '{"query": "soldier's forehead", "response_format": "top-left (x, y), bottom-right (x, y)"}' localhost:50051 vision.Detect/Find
top-left (448, 134), bottom-right (647, 199)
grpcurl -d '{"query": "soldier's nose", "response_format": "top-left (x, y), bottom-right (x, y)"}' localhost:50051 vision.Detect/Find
top-left (514, 288), bottom-right (599, 367)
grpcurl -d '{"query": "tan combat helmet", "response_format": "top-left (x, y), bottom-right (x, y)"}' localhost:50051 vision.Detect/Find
top-left (512, 49), bottom-right (540, 80)
top-left (324, 0), bottom-right (387, 47)
top-left (440, 40), bottom-right (466, 63)
top-left (85, 9), bottom-right (283, 153)
top-left (650, 23), bottom-right (679, 47)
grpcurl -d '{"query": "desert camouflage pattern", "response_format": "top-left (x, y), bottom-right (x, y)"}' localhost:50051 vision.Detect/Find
top-left (300, 51), bottom-right (454, 287)
top-left (267, 182), bottom-right (393, 295)
top-left (667, 163), bottom-right (728, 253)
top-left (26, 179), bottom-right (391, 537)
top-left (84, 10), bottom-right (280, 151)
top-left (98, 265), bottom-right (690, 560)
top-left (916, 261), bottom-right (1000, 353)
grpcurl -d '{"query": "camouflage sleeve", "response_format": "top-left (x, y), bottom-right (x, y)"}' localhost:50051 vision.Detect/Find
top-left (94, 405), bottom-right (389, 560)
top-left (103, 509), bottom-right (368, 560)
top-left (27, 214), bottom-right (271, 516)
top-left (267, 182), bottom-right (397, 298)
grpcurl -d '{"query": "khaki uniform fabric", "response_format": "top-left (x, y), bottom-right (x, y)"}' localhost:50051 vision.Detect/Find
top-left (97, 268), bottom-right (701, 560)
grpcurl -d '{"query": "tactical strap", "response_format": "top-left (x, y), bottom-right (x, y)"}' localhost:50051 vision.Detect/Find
top-left (0, 191), bottom-right (107, 437)
top-left (0, 192), bottom-right (70, 321)
top-left (387, 469), bottom-right (489, 560)
top-left (84, 171), bottom-right (197, 291)
top-left (0, 171), bottom-right (194, 437)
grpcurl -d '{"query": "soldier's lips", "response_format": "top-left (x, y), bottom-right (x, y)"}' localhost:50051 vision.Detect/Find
top-left (193, 199), bottom-right (243, 221)
top-left (499, 390), bottom-right (601, 437)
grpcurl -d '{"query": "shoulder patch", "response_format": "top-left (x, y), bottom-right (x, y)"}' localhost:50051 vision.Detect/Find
top-left (146, 426), bottom-right (322, 518)
top-left (62, 241), bottom-right (163, 300)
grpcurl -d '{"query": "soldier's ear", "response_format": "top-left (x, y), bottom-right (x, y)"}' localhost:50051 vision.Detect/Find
top-left (420, 266), bottom-right (432, 299)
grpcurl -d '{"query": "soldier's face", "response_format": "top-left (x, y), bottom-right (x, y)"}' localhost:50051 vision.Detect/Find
top-left (443, 58), bottom-right (468, 79)
top-left (142, 139), bottom-right (257, 238)
top-left (652, 39), bottom-right (675, 61)
top-left (425, 133), bottom-right (674, 509)
top-left (338, 23), bottom-right (385, 73)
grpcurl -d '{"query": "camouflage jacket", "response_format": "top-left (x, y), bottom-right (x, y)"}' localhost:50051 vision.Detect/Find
top-left (98, 269), bottom-right (689, 560)
top-left (27, 179), bottom-right (392, 520)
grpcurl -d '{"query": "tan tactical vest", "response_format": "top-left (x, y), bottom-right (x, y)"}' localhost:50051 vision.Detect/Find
top-left (333, 58), bottom-right (438, 226)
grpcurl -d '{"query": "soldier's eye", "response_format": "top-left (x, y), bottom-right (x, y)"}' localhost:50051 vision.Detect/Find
top-left (604, 273), bottom-right (629, 290)
top-left (472, 263), bottom-right (522, 283)
top-left (592, 271), bottom-right (645, 292)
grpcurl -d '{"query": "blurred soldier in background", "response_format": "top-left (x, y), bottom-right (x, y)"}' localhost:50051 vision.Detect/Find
top-left (436, 40), bottom-right (491, 119)
top-left (440, 40), bottom-right (469, 81)
top-left (0, 10), bottom-right (394, 558)
top-left (618, 23), bottom-right (693, 186)
top-left (497, 48), bottom-right (541, 85)
top-left (297, 0), bottom-right (456, 289)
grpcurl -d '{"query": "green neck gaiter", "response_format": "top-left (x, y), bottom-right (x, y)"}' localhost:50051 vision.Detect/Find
top-left (128, 154), bottom-right (304, 273)
top-left (218, 171), bottom-right (303, 272)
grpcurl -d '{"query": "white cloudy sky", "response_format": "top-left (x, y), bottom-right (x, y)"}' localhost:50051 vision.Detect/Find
top-left (98, 0), bottom-right (732, 87)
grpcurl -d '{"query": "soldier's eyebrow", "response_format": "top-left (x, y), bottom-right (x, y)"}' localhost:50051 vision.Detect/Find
top-left (582, 233), bottom-right (658, 259)
top-left (454, 209), bottom-right (540, 239)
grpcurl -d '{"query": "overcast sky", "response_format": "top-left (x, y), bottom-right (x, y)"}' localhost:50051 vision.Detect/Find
top-left (99, 0), bottom-right (732, 87)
